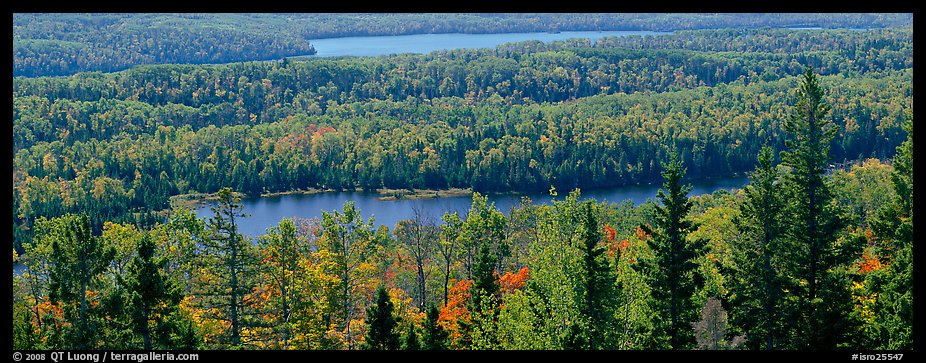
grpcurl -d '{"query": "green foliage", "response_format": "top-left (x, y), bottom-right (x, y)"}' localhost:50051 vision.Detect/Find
top-left (575, 202), bottom-right (619, 349)
top-left (728, 146), bottom-right (788, 350)
top-left (778, 69), bottom-right (859, 349)
top-left (14, 14), bottom-right (909, 77)
top-left (422, 304), bottom-right (448, 350)
top-left (43, 213), bottom-right (116, 349)
top-left (113, 234), bottom-right (192, 349)
top-left (363, 286), bottom-right (401, 350)
top-left (864, 113), bottom-right (913, 349)
top-left (639, 150), bottom-right (705, 349)
top-left (9, 20), bottom-right (914, 351)
top-left (320, 200), bottom-right (379, 349)
top-left (195, 187), bottom-right (260, 348)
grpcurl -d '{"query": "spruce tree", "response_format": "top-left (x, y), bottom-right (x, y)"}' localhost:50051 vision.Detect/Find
top-left (578, 201), bottom-right (618, 349)
top-left (422, 303), bottom-right (448, 350)
top-left (45, 214), bottom-right (116, 349)
top-left (868, 114), bottom-right (913, 349)
top-left (469, 238), bottom-right (500, 349)
top-left (778, 68), bottom-right (856, 349)
top-left (403, 324), bottom-right (421, 350)
top-left (729, 146), bottom-right (786, 350)
top-left (363, 286), bottom-right (400, 350)
top-left (120, 234), bottom-right (187, 349)
top-left (639, 150), bottom-right (705, 349)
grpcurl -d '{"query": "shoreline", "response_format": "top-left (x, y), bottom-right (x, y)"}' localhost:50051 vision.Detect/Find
top-left (168, 186), bottom-right (477, 209)
top-left (166, 172), bottom-right (751, 210)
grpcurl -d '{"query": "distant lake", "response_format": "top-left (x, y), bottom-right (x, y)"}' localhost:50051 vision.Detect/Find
top-left (303, 30), bottom-right (669, 58)
top-left (194, 176), bottom-right (749, 238)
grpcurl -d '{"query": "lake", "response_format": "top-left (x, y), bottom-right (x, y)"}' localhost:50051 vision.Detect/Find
top-left (303, 30), bottom-right (668, 58)
top-left (195, 177), bottom-right (750, 237)
top-left (11, 177), bottom-right (747, 276)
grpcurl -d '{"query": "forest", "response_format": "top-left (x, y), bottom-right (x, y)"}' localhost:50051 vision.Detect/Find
top-left (11, 15), bottom-right (914, 351)
top-left (13, 13), bottom-right (912, 77)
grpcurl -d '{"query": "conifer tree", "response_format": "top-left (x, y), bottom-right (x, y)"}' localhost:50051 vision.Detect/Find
top-left (578, 201), bottom-right (618, 349)
top-left (197, 187), bottom-right (258, 347)
top-left (639, 150), bottom-right (705, 349)
top-left (403, 324), bottom-right (421, 350)
top-left (422, 303), bottom-right (448, 350)
top-left (45, 214), bottom-right (116, 349)
top-left (120, 234), bottom-right (187, 349)
top-left (778, 68), bottom-right (856, 349)
top-left (867, 114), bottom-right (913, 349)
top-left (729, 146), bottom-right (787, 350)
top-left (363, 286), bottom-right (400, 350)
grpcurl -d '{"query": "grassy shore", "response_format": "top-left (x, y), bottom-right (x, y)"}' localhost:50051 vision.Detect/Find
top-left (168, 187), bottom-right (475, 209)
top-left (376, 187), bottom-right (472, 201)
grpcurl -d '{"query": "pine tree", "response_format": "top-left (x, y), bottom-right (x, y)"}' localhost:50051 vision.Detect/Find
top-left (778, 68), bottom-right (856, 349)
top-left (363, 286), bottom-right (400, 350)
top-left (197, 187), bottom-right (258, 347)
top-left (729, 145), bottom-right (786, 350)
top-left (639, 150), bottom-right (705, 349)
top-left (422, 303), bottom-right (448, 350)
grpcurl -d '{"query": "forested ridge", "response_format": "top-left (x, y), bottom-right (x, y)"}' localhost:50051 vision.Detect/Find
top-left (12, 19), bottom-right (914, 351)
top-left (13, 13), bottom-right (912, 77)
top-left (13, 28), bottom-right (912, 251)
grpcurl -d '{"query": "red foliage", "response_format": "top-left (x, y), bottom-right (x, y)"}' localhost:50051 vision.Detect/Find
top-left (313, 125), bottom-right (336, 137)
top-left (604, 225), bottom-right (617, 242)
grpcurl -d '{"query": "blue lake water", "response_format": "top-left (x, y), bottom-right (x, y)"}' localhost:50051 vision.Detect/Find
top-left (304, 30), bottom-right (668, 58)
top-left (195, 177), bottom-right (749, 237)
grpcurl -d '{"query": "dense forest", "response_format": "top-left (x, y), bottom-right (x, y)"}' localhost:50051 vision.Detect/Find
top-left (12, 14), bottom-right (914, 351)
top-left (12, 27), bottom-right (912, 252)
top-left (13, 13), bottom-right (912, 76)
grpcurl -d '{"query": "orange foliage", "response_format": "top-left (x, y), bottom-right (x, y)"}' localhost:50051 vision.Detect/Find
top-left (857, 251), bottom-right (883, 274)
top-left (438, 279), bottom-right (472, 344)
top-left (499, 267), bottom-right (530, 295)
top-left (36, 299), bottom-right (64, 320)
top-left (635, 226), bottom-right (650, 240)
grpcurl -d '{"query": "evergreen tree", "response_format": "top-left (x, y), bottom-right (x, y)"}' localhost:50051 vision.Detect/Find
top-left (45, 214), bottom-right (116, 349)
top-left (422, 304), bottom-right (448, 350)
top-left (729, 145), bottom-right (787, 350)
top-left (403, 324), bottom-right (421, 350)
top-left (577, 201), bottom-right (619, 349)
top-left (363, 286), bottom-right (400, 350)
top-left (197, 187), bottom-right (258, 347)
top-left (639, 150), bottom-right (705, 349)
top-left (778, 68), bottom-right (857, 349)
top-left (469, 238), bottom-right (500, 349)
top-left (867, 114), bottom-right (913, 349)
top-left (118, 234), bottom-right (188, 349)
top-left (473, 239), bottom-right (500, 306)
